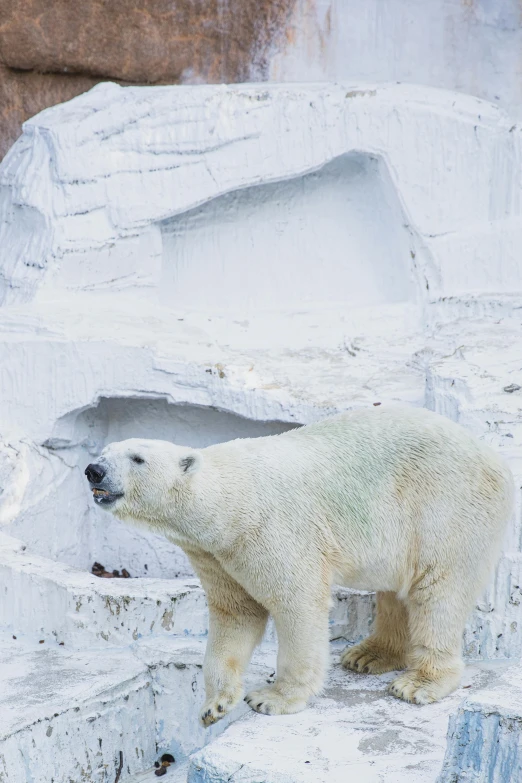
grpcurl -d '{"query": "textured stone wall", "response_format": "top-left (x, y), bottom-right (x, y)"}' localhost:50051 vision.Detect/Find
top-left (2, 1), bottom-right (522, 160)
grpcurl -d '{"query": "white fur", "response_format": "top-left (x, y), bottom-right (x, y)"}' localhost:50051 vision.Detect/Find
top-left (95, 406), bottom-right (513, 723)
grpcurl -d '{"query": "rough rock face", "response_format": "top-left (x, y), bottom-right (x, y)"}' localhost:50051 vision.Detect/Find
top-left (438, 667), bottom-right (522, 782)
top-left (0, 438), bottom-right (29, 526)
top-left (1, 81), bottom-right (520, 307)
top-left (0, 65), bottom-right (99, 160)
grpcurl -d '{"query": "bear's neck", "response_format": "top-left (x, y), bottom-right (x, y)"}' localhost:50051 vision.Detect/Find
top-left (166, 456), bottom-right (255, 556)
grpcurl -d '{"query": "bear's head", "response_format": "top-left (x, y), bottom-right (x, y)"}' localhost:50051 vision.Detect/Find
top-left (84, 438), bottom-right (201, 530)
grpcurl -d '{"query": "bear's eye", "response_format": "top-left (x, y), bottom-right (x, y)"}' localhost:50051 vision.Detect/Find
top-left (131, 455), bottom-right (145, 465)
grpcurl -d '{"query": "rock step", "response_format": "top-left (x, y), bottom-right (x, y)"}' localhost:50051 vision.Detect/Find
top-left (0, 533), bottom-right (208, 647)
top-left (0, 533), bottom-right (375, 649)
top-left (125, 761), bottom-right (189, 782)
top-left (1, 620), bottom-right (517, 782)
top-left (187, 653), bottom-right (512, 783)
top-left (438, 665), bottom-right (522, 782)
top-left (0, 633), bottom-right (155, 783)
top-left (0, 633), bottom-right (274, 782)
top-left (132, 637), bottom-right (276, 765)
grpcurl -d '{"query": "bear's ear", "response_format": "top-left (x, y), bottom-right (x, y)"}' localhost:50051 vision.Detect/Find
top-left (179, 453), bottom-right (201, 475)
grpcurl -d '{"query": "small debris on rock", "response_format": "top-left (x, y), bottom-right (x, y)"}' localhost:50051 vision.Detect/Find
top-left (39, 639), bottom-right (45, 644)
top-left (152, 753), bottom-right (175, 775)
top-left (91, 562), bottom-right (132, 578)
top-left (503, 383), bottom-right (521, 393)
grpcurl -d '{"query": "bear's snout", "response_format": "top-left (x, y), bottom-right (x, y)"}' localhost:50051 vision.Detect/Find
top-left (85, 460), bottom-right (124, 508)
top-left (85, 463), bottom-right (106, 484)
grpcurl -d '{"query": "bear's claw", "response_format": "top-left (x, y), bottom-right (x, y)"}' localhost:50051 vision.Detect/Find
top-left (388, 673), bottom-right (437, 704)
top-left (199, 694), bottom-right (238, 727)
top-left (388, 667), bottom-right (462, 705)
top-left (341, 641), bottom-right (406, 675)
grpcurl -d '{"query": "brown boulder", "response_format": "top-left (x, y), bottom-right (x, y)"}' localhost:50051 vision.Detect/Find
top-left (0, 0), bottom-right (295, 84)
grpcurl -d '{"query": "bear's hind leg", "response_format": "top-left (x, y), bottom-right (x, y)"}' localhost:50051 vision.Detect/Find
top-left (389, 575), bottom-right (466, 705)
top-left (341, 591), bottom-right (408, 674)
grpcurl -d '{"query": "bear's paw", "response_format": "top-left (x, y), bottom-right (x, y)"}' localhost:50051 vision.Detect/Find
top-left (388, 667), bottom-right (461, 704)
top-left (199, 692), bottom-right (241, 727)
top-left (341, 640), bottom-right (406, 674)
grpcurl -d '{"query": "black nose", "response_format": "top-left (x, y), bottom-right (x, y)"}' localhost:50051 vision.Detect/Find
top-left (85, 463), bottom-right (106, 484)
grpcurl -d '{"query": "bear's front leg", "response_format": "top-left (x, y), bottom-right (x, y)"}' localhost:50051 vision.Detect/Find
top-left (201, 599), bottom-right (268, 726)
top-left (245, 601), bottom-right (330, 716)
top-left (187, 550), bottom-right (268, 727)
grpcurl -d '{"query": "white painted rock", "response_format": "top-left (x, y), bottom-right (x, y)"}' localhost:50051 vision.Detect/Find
top-left (188, 656), bottom-right (506, 783)
top-left (0, 82), bottom-right (521, 307)
top-left (0, 439), bottom-right (30, 527)
top-left (438, 665), bottom-right (522, 782)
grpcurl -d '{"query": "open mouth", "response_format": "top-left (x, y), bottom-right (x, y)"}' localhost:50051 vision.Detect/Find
top-left (91, 488), bottom-right (123, 505)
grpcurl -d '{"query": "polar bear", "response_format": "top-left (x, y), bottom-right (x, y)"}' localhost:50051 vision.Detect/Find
top-left (85, 405), bottom-right (513, 724)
